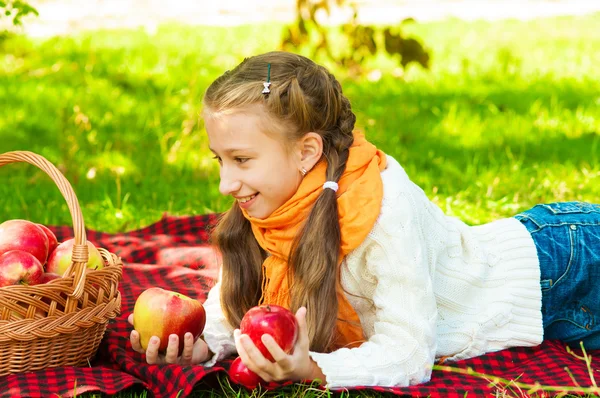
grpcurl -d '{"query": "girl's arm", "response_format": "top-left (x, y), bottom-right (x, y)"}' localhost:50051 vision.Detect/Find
top-left (309, 158), bottom-right (439, 388)
top-left (201, 280), bottom-right (238, 366)
top-left (309, 238), bottom-right (437, 388)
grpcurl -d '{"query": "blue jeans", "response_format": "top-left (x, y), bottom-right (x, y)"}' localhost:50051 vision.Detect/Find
top-left (515, 202), bottom-right (600, 350)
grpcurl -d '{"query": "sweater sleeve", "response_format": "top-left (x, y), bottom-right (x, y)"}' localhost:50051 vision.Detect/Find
top-left (201, 281), bottom-right (237, 367)
top-left (309, 185), bottom-right (438, 388)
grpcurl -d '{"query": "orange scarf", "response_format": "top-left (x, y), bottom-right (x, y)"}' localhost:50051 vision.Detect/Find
top-left (241, 133), bottom-right (387, 350)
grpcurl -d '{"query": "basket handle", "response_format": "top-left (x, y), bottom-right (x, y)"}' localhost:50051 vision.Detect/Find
top-left (0, 151), bottom-right (88, 302)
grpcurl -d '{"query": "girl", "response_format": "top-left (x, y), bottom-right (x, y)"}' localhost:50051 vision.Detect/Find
top-left (129, 51), bottom-right (600, 388)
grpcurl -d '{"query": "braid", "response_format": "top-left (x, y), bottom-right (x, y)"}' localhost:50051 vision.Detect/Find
top-left (286, 66), bottom-right (358, 351)
top-left (325, 74), bottom-right (355, 182)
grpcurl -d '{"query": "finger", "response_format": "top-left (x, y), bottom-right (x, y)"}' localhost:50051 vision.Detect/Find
top-left (145, 336), bottom-right (163, 365)
top-left (295, 307), bottom-right (310, 350)
top-left (235, 330), bottom-right (272, 381)
top-left (241, 334), bottom-right (275, 374)
top-left (261, 334), bottom-right (293, 377)
top-left (261, 334), bottom-right (288, 364)
top-left (127, 313), bottom-right (134, 325)
top-left (233, 330), bottom-right (249, 362)
top-left (180, 333), bottom-right (194, 365)
top-left (164, 334), bottom-right (180, 364)
top-left (130, 330), bottom-right (145, 354)
top-left (192, 337), bottom-right (210, 364)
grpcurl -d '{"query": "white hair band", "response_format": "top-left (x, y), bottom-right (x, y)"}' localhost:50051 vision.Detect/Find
top-left (323, 181), bottom-right (339, 192)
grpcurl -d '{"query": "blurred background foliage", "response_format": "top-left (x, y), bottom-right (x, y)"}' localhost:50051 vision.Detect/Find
top-left (0, 0), bottom-right (38, 32)
top-left (282, 0), bottom-right (429, 75)
top-left (0, 1), bottom-right (599, 233)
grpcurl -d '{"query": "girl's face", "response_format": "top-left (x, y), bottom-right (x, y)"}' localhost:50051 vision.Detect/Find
top-left (205, 106), bottom-right (303, 219)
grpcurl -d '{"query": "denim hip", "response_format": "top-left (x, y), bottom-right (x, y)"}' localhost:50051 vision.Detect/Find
top-left (514, 202), bottom-right (600, 350)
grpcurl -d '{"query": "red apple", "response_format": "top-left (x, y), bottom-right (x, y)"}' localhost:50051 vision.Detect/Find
top-left (0, 250), bottom-right (45, 287)
top-left (40, 273), bottom-right (61, 283)
top-left (46, 238), bottom-right (104, 276)
top-left (132, 287), bottom-right (206, 354)
top-left (240, 304), bottom-right (299, 362)
top-left (0, 219), bottom-right (49, 264)
top-left (36, 224), bottom-right (59, 258)
top-left (228, 356), bottom-right (264, 389)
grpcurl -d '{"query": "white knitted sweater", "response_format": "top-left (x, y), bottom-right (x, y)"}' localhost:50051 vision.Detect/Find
top-left (201, 155), bottom-right (543, 389)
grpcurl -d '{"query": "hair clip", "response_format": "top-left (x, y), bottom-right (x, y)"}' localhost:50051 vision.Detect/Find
top-left (262, 63), bottom-right (271, 94)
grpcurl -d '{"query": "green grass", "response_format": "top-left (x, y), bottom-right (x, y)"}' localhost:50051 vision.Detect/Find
top-left (1, 14), bottom-right (599, 233)
top-left (1, 12), bottom-right (600, 398)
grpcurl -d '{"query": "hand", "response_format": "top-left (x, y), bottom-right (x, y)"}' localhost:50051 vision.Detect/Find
top-left (234, 307), bottom-right (326, 384)
top-left (128, 313), bottom-right (210, 365)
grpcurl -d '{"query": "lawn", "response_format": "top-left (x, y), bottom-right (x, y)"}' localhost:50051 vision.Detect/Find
top-left (1, 11), bottom-right (600, 398)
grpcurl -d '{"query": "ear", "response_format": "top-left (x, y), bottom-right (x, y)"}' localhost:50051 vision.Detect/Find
top-left (296, 132), bottom-right (323, 172)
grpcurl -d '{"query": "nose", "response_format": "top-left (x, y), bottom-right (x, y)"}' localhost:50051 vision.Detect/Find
top-left (219, 166), bottom-right (242, 196)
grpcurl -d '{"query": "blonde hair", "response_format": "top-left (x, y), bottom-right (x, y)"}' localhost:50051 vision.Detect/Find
top-left (203, 51), bottom-right (356, 352)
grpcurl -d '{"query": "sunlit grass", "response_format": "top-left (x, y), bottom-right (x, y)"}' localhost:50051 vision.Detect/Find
top-left (1, 15), bottom-right (599, 233)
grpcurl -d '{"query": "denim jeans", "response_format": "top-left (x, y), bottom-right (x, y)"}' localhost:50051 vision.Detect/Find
top-left (515, 202), bottom-right (600, 350)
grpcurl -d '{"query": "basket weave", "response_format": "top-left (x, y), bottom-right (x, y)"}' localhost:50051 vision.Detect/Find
top-left (0, 151), bottom-right (123, 375)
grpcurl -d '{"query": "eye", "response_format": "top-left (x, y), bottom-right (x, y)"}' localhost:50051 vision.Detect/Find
top-left (212, 155), bottom-right (222, 164)
top-left (234, 157), bottom-right (249, 164)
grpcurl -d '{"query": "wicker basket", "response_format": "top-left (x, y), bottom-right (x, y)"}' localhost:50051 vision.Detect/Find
top-left (0, 151), bottom-right (123, 375)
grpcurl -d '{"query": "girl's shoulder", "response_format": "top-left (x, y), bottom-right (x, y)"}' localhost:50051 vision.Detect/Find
top-left (379, 155), bottom-right (421, 203)
top-left (380, 154), bottom-right (409, 182)
top-left (348, 154), bottom-right (434, 270)
top-left (376, 154), bottom-right (436, 230)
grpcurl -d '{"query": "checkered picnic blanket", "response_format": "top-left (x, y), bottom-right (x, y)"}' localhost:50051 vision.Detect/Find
top-left (0, 214), bottom-right (598, 397)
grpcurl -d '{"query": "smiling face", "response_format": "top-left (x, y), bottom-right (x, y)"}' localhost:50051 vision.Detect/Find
top-left (205, 105), bottom-right (304, 219)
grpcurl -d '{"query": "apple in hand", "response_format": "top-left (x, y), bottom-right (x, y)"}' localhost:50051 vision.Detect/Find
top-left (0, 250), bottom-right (45, 287)
top-left (0, 219), bottom-right (49, 264)
top-left (240, 304), bottom-right (299, 362)
top-left (36, 224), bottom-right (59, 258)
top-left (229, 356), bottom-right (264, 389)
top-left (46, 238), bottom-right (104, 276)
top-left (132, 287), bottom-right (206, 354)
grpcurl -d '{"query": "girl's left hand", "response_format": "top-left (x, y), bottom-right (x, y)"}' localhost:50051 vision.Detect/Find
top-left (233, 306), bottom-right (323, 383)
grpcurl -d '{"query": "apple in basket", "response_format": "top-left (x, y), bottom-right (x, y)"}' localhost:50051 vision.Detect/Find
top-left (228, 356), bottom-right (265, 389)
top-left (240, 304), bottom-right (299, 362)
top-left (35, 223), bottom-right (59, 258)
top-left (133, 287), bottom-right (206, 354)
top-left (0, 250), bottom-right (44, 287)
top-left (46, 238), bottom-right (104, 276)
top-left (40, 272), bottom-right (61, 283)
top-left (0, 219), bottom-right (49, 264)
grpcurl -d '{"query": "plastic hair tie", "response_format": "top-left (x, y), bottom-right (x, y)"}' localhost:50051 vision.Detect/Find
top-left (262, 63), bottom-right (271, 94)
top-left (323, 181), bottom-right (339, 192)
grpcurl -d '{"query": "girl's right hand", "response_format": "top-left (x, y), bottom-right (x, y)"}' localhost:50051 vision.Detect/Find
top-left (128, 313), bottom-right (210, 365)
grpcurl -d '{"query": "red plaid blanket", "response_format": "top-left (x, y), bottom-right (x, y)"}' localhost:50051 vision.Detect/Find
top-left (0, 214), bottom-right (598, 397)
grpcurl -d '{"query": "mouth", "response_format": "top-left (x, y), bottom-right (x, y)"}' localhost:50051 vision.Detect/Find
top-left (236, 193), bottom-right (258, 204)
